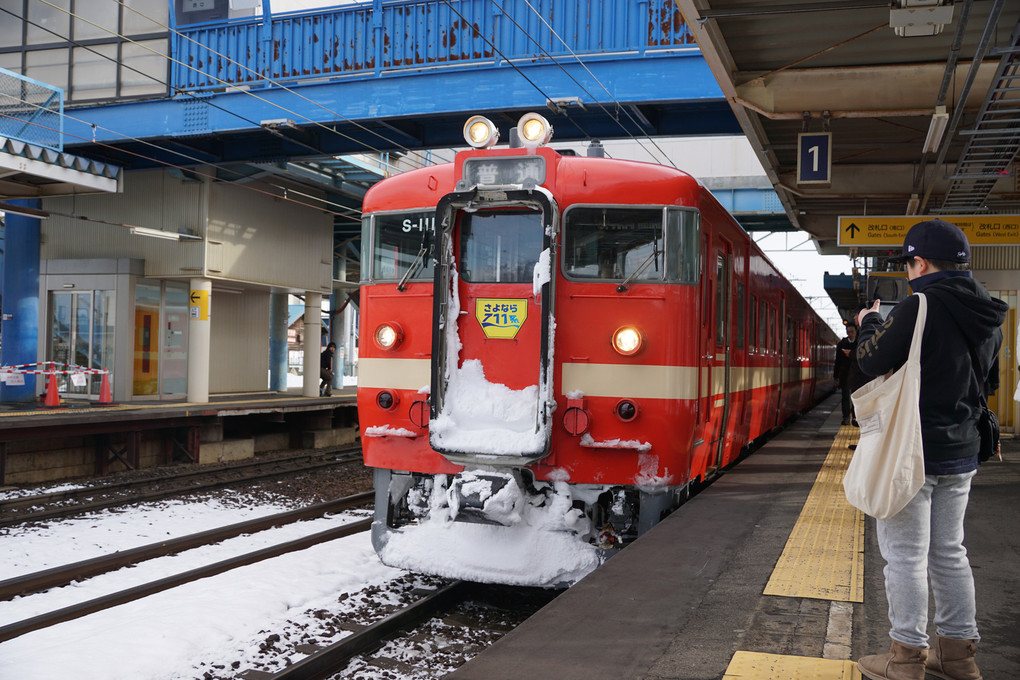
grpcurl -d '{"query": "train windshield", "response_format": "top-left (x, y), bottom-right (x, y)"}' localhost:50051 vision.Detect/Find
top-left (367, 211), bottom-right (436, 281)
top-left (458, 210), bottom-right (544, 283)
top-left (564, 206), bottom-right (700, 283)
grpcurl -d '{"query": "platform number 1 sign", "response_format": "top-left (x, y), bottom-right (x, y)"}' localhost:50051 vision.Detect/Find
top-left (797, 132), bottom-right (831, 185)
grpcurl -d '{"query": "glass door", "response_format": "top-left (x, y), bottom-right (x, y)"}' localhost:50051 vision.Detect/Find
top-left (49, 290), bottom-right (115, 397)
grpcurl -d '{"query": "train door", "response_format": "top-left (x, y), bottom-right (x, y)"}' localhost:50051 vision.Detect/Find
top-left (429, 189), bottom-right (557, 465)
top-left (709, 241), bottom-right (733, 469)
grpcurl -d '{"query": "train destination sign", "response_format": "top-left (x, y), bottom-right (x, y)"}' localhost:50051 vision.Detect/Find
top-left (837, 215), bottom-right (1020, 247)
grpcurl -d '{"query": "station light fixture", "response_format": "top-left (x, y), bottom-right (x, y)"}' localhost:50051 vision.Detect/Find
top-left (463, 116), bottom-right (499, 148)
top-left (516, 112), bottom-right (553, 148)
top-left (922, 105), bottom-right (949, 154)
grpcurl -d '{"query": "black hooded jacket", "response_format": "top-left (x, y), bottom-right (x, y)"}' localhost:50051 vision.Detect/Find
top-left (855, 272), bottom-right (1007, 474)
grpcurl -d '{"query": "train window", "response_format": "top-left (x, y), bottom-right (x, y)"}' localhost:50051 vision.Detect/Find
top-left (370, 211), bottom-right (436, 282)
top-left (768, 306), bottom-right (777, 354)
top-left (715, 255), bottom-right (727, 347)
top-left (459, 210), bottom-right (543, 283)
top-left (749, 294), bottom-right (758, 352)
top-left (736, 283), bottom-right (745, 351)
top-left (665, 208), bottom-right (700, 283)
top-left (786, 315), bottom-right (794, 356)
top-left (759, 300), bottom-right (767, 351)
top-left (563, 207), bottom-right (666, 282)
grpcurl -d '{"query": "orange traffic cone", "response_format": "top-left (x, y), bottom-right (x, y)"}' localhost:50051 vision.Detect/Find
top-left (99, 371), bottom-right (112, 404)
top-left (44, 372), bottom-right (60, 407)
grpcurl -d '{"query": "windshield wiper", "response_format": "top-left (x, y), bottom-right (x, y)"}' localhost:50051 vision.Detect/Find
top-left (396, 244), bottom-right (428, 292)
top-left (616, 237), bottom-right (661, 293)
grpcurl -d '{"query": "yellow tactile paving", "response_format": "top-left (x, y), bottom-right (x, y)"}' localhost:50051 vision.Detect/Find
top-left (763, 424), bottom-right (865, 603)
top-left (723, 651), bottom-right (862, 679)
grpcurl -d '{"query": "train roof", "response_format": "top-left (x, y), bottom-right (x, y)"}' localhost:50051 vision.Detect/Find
top-left (362, 148), bottom-right (703, 213)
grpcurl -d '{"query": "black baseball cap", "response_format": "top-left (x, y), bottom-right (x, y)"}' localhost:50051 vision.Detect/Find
top-left (887, 218), bottom-right (970, 264)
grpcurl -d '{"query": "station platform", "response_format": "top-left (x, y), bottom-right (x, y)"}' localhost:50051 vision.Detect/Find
top-left (449, 397), bottom-right (1020, 680)
top-left (0, 388), bottom-right (358, 485)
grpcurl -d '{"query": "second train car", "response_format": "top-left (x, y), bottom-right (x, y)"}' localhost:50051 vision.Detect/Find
top-left (358, 113), bottom-right (837, 587)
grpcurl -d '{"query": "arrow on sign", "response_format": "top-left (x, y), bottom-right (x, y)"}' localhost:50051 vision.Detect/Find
top-left (190, 292), bottom-right (200, 303)
top-left (845, 222), bottom-right (860, 239)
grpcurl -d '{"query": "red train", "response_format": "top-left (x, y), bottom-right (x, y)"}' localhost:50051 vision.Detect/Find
top-left (358, 113), bottom-right (837, 587)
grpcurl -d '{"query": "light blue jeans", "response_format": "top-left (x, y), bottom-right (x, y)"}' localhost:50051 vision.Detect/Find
top-left (876, 471), bottom-right (979, 648)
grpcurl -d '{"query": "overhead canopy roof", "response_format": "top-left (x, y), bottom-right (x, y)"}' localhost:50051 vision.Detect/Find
top-left (676, 0), bottom-right (1020, 255)
top-left (0, 136), bottom-right (122, 203)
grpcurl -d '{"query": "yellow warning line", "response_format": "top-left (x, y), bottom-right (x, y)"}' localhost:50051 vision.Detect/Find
top-left (763, 424), bottom-right (865, 603)
top-left (723, 651), bottom-right (861, 679)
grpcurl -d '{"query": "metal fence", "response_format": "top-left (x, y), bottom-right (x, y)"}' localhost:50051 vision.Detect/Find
top-left (171, 0), bottom-right (695, 92)
top-left (0, 67), bottom-right (63, 152)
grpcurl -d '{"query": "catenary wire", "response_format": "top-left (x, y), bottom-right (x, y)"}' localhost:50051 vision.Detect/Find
top-left (514, 0), bottom-right (681, 168)
top-left (0, 108), bottom-right (359, 224)
top-left (110, 0), bottom-right (451, 167)
top-left (0, 6), bottom-right (367, 216)
top-left (493, 0), bottom-right (671, 166)
top-left (31, 0), bottom-right (440, 170)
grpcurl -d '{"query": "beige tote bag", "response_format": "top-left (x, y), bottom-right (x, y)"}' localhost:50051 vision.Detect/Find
top-left (843, 293), bottom-right (927, 520)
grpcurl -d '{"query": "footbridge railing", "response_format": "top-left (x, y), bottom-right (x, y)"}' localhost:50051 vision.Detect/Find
top-left (171, 0), bottom-right (696, 93)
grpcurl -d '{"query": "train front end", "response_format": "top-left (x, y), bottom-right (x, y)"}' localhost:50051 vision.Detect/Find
top-left (361, 114), bottom-right (696, 587)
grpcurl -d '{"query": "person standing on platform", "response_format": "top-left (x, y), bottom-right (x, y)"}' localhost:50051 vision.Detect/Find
top-left (320, 342), bottom-right (336, 397)
top-left (834, 323), bottom-right (858, 425)
top-left (854, 219), bottom-right (1007, 680)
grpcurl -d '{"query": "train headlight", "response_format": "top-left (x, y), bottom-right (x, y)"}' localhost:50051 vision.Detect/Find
top-left (374, 323), bottom-right (404, 350)
top-left (517, 112), bottom-right (553, 147)
top-left (464, 116), bottom-right (499, 149)
top-left (611, 326), bottom-right (643, 356)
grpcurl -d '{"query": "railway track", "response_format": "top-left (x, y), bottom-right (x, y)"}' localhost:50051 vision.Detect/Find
top-left (261, 581), bottom-right (472, 680)
top-left (232, 582), bottom-right (559, 680)
top-left (0, 493), bottom-right (374, 643)
top-left (0, 446), bottom-right (361, 527)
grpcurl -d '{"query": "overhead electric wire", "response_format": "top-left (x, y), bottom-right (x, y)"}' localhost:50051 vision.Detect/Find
top-left (110, 0), bottom-right (451, 168)
top-left (513, 0), bottom-right (680, 168)
top-left (436, 0), bottom-right (600, 143)
top-left (0, 6), bottom-right (368, 217)
top-left (0, 108), bottom-right (360, 226)
top-left (32, 0), bottom-right (442, 171)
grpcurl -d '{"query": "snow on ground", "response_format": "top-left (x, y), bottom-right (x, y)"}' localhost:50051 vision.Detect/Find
top-left (0, 490), bottom-right (406, 680)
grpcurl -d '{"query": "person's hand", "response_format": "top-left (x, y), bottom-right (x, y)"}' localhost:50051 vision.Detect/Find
top-left (841, 348), bottom-right (851, 356)
top-left (856, 299), bottom-right (881, 327)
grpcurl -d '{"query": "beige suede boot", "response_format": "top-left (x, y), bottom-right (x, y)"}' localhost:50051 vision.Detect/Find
top-left (857, 640), bottom-right (927, 680)
top-left (926, 635), bottom-right (982, 680)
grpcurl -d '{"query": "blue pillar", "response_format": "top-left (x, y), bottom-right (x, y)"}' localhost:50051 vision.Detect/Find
top-left (1, 201), bottom-right (42, 402)
top-left (269, 292), bottom-right (288, 392)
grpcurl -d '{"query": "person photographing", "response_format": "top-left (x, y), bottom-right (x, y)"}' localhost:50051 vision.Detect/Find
top-left (854, 219), bottom-right (1007, 680)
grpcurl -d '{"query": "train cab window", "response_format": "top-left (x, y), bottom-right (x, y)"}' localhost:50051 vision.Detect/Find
top-left (564, 207), bottom-right (664, 281)
top-left (563, 206), bottom-right (700, 283)
top-left (459, 210), bottom-right (543, 283)
top-left (368, 211), bottom-right (436, 282)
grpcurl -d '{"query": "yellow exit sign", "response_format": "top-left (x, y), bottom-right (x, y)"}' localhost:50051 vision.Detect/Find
top-left (837, 215), bottom-right (1020, 246)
